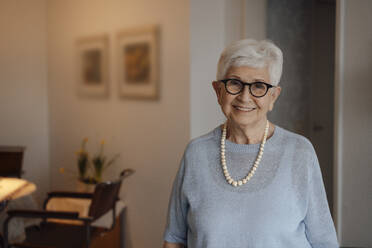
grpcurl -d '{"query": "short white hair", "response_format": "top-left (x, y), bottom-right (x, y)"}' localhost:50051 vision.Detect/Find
top-left (216, 39), bottom-right (283, 85)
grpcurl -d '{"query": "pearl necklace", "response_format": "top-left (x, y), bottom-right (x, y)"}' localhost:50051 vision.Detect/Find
top-left (221, 120), bottom-right (269, 187)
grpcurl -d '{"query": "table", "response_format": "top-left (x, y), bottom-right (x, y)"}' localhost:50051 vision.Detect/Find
top-left (0, 177), bottom-right (36, 203)
top-left (0, 177), bottom-right (37, 244)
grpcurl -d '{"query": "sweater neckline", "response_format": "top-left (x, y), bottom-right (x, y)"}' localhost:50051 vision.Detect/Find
top-left (214, 123), bottom-right (282, 153)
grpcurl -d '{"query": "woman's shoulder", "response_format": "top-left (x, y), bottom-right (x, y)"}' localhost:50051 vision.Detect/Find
top-left (276, 125), bottom-right (316, 156)
top-left (184, 126), bottom-right (220, 155)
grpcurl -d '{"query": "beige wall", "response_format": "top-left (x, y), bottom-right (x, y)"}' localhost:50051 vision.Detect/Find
top-left (335, 0), bottom-right (372, 246)
top-left (46, 0), bottom-right (189, 247)
top-left (0, 0), bottom-right (49, 201)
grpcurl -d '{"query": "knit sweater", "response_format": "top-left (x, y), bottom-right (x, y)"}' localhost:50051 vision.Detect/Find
top-left (163, 125), bottom-right (339, 248)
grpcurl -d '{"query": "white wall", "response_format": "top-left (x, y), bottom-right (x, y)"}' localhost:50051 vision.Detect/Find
top-left (190, 0), bottom-right (267, 139)
top-left (190, 0), bottom-right (226, 139)
top-left (0, 0), bottom-right (49, 202)
top-left (46, 0), bottom-right (189, 247)
top-left (335, 0), bottom-right (372, 246)
top-left (242, 0), bottom-right (267, 40)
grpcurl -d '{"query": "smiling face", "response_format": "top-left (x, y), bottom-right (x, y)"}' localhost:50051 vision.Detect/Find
top-left (213, 66), bottom-right (281, 128)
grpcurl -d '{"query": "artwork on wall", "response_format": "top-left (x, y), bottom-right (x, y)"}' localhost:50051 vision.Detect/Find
top-left (117, 26), bottom-right (159, 99)
top-left (76, 34), bottom-right (109, 97)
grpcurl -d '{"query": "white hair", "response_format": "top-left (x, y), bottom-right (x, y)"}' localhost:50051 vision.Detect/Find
top-left (216, 39), bottom-right (283, 85)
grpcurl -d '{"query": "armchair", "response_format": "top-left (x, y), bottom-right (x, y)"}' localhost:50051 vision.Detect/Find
top-left (3, 169), bottom-right (134, 248)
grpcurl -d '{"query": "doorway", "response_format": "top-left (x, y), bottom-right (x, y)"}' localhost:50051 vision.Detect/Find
top-left (267, 0), bottom-right (336, 216)
top-left (309, 0), bottom-right (336, 217)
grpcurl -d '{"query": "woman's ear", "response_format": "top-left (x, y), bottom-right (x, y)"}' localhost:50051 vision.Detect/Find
top-left (269, 86), bottom-right (281, 111)
top-left (212, 81), bottom-right (222, 105)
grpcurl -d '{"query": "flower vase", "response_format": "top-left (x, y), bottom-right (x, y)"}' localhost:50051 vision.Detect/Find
top-left (76, 180), bottom-right (96, 193)
top-left (93, 159), bottom-right (104, 183)
top-left (94, 169), bottom-right (103, 183)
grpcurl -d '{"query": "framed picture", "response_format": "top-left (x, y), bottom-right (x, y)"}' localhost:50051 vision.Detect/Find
top-left (76, 35), bottom-right (109, 97)
top-left (117, 26), bottom-right (159, 99)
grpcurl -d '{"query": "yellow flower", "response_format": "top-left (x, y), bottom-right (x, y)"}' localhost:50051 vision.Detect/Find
top-left (100, 140), bottom-right (105, 145)
top-left (59, 167), bottom-right (65, 174)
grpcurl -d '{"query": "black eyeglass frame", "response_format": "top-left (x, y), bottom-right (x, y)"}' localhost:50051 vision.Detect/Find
top-left (220, 78), bottom-right (275, 98)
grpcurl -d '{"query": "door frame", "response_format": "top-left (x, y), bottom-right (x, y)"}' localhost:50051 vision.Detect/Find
top-left (333, 0), bottom-right (345, 242)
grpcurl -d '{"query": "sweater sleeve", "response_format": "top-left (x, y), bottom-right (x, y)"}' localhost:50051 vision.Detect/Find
top-left (163, 155), bottom-right (189, 245)
top-left (304, 155), bottom-right (339, 248)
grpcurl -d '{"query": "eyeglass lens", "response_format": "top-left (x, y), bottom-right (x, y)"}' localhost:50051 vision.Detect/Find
top-left (226, 79), bottom-right (268, 97)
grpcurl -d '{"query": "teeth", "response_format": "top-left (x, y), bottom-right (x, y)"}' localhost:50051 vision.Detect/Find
top-left (235, 106), bottom-right (255, 111)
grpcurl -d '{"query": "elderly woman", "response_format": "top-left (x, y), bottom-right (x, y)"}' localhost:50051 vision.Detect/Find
top-left (163, 39), bottom-right (338, 248)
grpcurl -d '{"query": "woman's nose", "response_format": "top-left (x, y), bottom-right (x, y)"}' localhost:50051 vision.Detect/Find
top-left (237, 85), bottom-right (253, 101)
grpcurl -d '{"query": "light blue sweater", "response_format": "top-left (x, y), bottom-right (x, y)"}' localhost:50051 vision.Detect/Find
top-left (164, 125), bottom-right (339, 248)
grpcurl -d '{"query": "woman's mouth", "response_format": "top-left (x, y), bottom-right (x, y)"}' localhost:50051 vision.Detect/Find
top-left (233, 105), bottom-right (256, 112)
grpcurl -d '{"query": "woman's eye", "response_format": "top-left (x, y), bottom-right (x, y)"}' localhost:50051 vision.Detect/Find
top-left (229, 80), bottom-right (241, 86)
top-left (254, 82), bottom-right (265, 89)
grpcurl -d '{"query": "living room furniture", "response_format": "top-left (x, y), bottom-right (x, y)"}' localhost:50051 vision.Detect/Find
top-left (3, 169), bottom-right (133, 248)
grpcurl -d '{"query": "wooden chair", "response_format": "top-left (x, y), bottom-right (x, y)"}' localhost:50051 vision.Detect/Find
top-left (3, 169), bottom-right (134, 248)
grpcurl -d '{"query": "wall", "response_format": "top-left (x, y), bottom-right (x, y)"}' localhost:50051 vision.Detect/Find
top-left (46, 0), bottom-right (189, 247)
top-left (0, 0), bottom-right (49, 202)
top-left (242, 0), bottom-right (267, 40)
top-left (190, 0), bottom-right (226, 139)
top-left (335, 0), bottom-right (372, 246)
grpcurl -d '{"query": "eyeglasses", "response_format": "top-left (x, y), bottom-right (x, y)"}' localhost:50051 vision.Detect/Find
top-left (220, 78), bottom-right (274, 97)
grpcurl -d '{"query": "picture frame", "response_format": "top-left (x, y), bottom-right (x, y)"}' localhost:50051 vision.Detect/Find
top-left (117, 26), bottom-right (159, 99)
top-left (76, 34), bottom-right (109, 97)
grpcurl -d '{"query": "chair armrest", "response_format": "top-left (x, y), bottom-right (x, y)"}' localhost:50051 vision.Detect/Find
top-left (120, 168), bottom-right (135, 179)
top-left (7, 209), bottom-right (79, 219)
